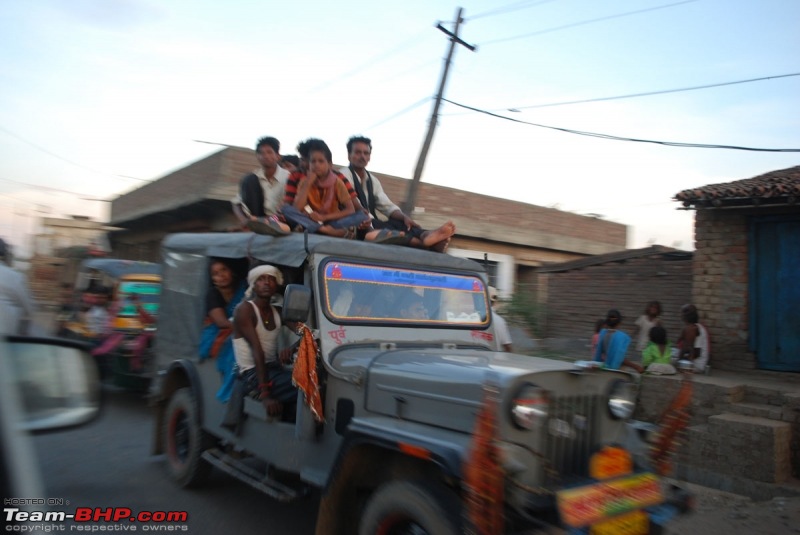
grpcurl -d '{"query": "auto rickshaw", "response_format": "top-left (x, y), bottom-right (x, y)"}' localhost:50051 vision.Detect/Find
top-left (61, 259), bottom-right (161, 390)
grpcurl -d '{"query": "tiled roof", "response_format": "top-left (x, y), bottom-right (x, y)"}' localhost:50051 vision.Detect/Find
top-left (675, 165), bottom-right (800, 208)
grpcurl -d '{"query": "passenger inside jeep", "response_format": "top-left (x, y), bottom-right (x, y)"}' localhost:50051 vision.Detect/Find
top-left (224, 264), bottom-right (302, 425)
top-left (322, 261), bottom-right (490, 326)
top-left (397, 292), bottom-right (428, 320)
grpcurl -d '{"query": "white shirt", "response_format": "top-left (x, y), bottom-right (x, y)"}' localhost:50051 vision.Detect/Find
top-left (0, 265), bottom-right (34, 335)
top-left (492, 310), bottom-right (512, 351)
top-left (634, 315), bottom-right (659, 352)
top-left (255, 166), bottom-right (290, 216)
top-left (692, 323), bottom-right (709, 372)
top-left (86, 306), bottom-right (110, 336)
top-left (339, 167), bottom-right (401, 220)
top-left (232, 301), bottom-right (282, 372)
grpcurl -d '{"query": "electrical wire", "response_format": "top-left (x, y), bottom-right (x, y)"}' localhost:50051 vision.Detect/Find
top-left (468, 0), bottom-right (558, 21)
top-left (0, 177), bottom-right (105, 198)
top-left (360, 96), bottom-right (432, 131)
top-left (480, 0), bottom-right (697, 46)
top-left (501, 72), bottom-right (800, 111)
top-left (0, 125), bottom-right (149, 182)
top-left (442, 98), bottom-right (800, 152)
top-left (308, 28), bottom-right (432, 93)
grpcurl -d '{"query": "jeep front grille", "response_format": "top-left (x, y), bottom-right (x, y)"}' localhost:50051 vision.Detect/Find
top-left (543, 394), bottom-right (600, 483)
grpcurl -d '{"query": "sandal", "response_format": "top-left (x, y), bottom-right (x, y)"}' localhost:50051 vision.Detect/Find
top-left (245, 218), bottom-right (290, 236)
top-left (371, 228), bottom-right (408, 245)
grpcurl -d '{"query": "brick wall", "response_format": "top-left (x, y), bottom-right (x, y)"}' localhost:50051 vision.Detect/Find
top-left (542, 253), bottom-right (693, 354)
top-left (111, 149), bottom-right (241, 225)
top-left (375, 173), bottom-right (627, 249)
top-left (693, 209), bottom-right (750, 370)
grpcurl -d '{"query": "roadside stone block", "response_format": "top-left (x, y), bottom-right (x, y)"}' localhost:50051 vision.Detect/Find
top-left (706, 413), bottom-right (792, 483)
top-left (745, 386), bottom-right (786, 406)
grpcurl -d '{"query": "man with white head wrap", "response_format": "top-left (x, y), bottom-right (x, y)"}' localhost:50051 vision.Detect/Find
top-left (231, 264), bottom-right (297, 420)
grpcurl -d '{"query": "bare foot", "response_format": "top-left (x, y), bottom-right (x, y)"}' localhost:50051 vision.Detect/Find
top-left (431, 237), bottom-right (450, 253)
top-left (422, 221), bottom-right (455, 248)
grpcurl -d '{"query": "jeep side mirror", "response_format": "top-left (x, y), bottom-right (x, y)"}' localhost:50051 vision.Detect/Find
top-left (282, 284), bottom-right (311, 323)
top-left (4, 336), bottom-right (101, 433)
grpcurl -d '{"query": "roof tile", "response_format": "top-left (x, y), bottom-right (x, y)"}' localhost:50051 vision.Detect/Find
top-left (674, 165), bottom-right (800, 207)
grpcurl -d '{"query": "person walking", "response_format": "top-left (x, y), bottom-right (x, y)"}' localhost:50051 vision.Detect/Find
top-left (488, 287), bottom-right (512, 352)
top-left (0, 238), bottom-right (34, 335)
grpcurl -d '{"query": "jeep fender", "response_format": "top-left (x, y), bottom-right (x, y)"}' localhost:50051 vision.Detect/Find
top-left (315, 418), bottom-right (469, 535)
top-left (150, 359), bottom-right (202, 455)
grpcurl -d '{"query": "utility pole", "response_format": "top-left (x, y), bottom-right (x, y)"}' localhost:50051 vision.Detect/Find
top-left (403, 6), bottom-right (476, 214)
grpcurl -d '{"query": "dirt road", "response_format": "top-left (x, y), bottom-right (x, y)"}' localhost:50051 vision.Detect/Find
top-left (666, 483), bottom-right (800, 534)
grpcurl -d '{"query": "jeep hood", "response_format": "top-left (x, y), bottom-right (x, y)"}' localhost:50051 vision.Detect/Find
top-left (363, 348), bottom-right (574, 434)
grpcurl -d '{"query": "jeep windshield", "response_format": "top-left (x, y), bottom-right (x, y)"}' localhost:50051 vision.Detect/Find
top-left (321, 261), bottom-right (490, 327)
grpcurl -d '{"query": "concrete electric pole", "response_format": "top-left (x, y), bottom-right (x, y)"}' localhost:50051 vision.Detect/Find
top-left (403, 6), bottom-right (476, 214)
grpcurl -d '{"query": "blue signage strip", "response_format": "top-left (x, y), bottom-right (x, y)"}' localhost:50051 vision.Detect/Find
top-left (325, 263), bottom-right (484, 292)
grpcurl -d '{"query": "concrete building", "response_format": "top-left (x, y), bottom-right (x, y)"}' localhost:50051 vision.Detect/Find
top-left (27, 215), bottom-right (112, 306)
top-left (108, 146), bottom-right (628, 298)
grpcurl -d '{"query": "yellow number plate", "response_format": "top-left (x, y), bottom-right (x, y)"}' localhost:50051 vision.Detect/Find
top-left (590, 510), bottom-right (649, 535)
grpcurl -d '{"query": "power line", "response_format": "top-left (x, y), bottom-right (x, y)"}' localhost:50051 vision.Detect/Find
top-left (0, 177), bottom-right (104, 198)
top-left (377, 58), bottom-right (440, 84)
top-left (360, 96), bottom-right (432, 131)
top-left (308, 28), bottom-right (432, 93)
top-left (0, 125), bottom-right (149, 182)
top-left (442, 98), bottom-right (800, 152)
top-left (468, 0), bottom-right (558, 21)
top-left (502, 72), bottom-right (800, 111)
top-left (480, 0), bottom-right (697, 46)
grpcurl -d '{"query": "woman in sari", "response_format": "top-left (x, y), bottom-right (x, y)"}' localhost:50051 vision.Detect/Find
top-left (593, 309), bottom-right (644, 373)
top-left (199, 259), bottom-right (246, 402)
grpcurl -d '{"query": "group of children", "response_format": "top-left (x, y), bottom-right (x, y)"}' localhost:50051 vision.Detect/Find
top-left (592, 300), bottom-right (710, 374)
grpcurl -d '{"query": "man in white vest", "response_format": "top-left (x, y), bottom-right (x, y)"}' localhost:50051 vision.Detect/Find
top-left (339, 136), bottom-right (454, 252)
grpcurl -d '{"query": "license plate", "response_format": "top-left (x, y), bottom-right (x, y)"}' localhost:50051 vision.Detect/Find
top-left (557, 472), bottom-right (663, 528)
top-left (590, 510), bottom-right (649, 535)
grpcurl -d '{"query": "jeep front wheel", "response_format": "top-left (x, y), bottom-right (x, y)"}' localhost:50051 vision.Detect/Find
top-left (164, 387), bottom-right (212, 487)
top-left (359, 481), bottom-right (460, 535)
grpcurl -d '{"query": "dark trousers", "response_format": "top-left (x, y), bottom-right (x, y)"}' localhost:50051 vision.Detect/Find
top-left (361, 216), bottom-right (425, 241)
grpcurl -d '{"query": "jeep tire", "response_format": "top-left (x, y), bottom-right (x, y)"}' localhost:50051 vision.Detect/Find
top-left (359, 480), bottom-right (461, 535)
top-left (164, 387), bottom-right (212, 487)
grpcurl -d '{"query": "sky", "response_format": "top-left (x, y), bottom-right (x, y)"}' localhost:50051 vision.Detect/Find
top-left (1, 0), bottom-right (798, 258)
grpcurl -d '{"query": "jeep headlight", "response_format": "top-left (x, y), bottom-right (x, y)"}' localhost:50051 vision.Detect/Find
top-left (510, 383), bottom-right (548, 430)
top-left (608, 379), bottom-right (637, 420)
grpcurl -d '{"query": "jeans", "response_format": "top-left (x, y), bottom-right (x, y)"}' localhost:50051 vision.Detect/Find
top-left (282, 204), bottom-right (368, 233)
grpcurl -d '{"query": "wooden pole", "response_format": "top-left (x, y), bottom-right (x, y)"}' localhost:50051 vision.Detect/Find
top-left (403, 7), bottom-right (475, 214)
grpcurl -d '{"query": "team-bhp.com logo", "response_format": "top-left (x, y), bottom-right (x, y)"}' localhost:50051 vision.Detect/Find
top-left (5, 507), bottom-right (189, 532)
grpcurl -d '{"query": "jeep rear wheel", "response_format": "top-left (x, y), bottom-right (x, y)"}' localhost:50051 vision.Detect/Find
top-left (359, 481), bottom-right (460, 535)
top-left (164, 387), bottom-right (212, 487)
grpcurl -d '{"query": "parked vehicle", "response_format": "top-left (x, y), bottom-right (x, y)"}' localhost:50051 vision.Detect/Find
top-left (150, 232), bottom-right (689, 534)
top-left (61, 258), bottom-right (161, 389)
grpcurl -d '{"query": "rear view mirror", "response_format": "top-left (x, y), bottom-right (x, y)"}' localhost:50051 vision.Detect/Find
top-left (282, 284), bottom-right (311, 323)
top-left (5, 336), bottom-right (101, 432)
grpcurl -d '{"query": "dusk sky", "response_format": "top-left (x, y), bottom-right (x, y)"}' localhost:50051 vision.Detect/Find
top-left (1, 0), bottom-right (798, 256)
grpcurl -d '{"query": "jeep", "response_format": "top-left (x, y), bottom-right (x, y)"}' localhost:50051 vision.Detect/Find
top-left (151, 232), bottom-right (686, 534)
